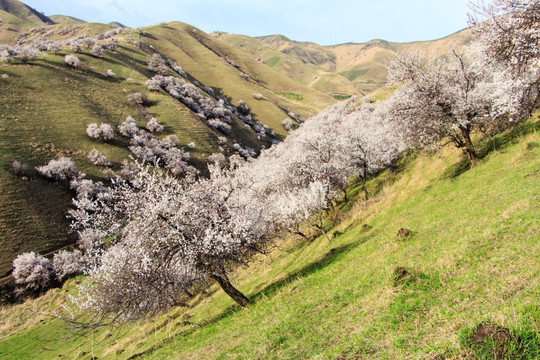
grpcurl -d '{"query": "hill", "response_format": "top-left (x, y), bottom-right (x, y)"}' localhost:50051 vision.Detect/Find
top-left (214, 29), bottom-right (474, 96)
top-left (48, 15), bottom-right (86, 25)
top-left (0, 114), bottom-right (538, 359)
top-left (0, 20), bottom-right (336, 281)
top-left (108, 21), bottom-right (128, 28)
top-left (0, 0), bottom-right (53, 24)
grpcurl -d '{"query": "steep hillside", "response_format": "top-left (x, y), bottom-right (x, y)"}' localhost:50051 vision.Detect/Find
top-left (0, 0), bottom-right (53, 25)
top-left (0, 20), bottom-right (335, 281)
top-left (215, 29), bottom-right (474, 96)
top-left (0, 115), bottom-right (537, 359)
top-left (0, 9), bottom-right (35, 42)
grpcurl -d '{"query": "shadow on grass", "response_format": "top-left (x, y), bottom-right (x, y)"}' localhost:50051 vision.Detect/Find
top-left (443, 119), bottom-right (540, 179)
top-left (129, 238), bottom-right (369, 359)
top-left (250, 240), bottom-right (365, 302)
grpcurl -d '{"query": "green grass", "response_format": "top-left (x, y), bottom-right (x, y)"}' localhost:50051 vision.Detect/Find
top-left (333, 94), bottom-right (353, 100)
top-left (338, 69), bottom-right (368, 81)
top-left (276, 92), bottom-right (304, 101)
top-left (264, 56), bottom-right (280, 67)
top-left (0, 116), bottom-right (538, 359)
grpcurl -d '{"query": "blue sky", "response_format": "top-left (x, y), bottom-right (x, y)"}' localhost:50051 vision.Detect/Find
top-left (24, 0), bottom-right (471, 45)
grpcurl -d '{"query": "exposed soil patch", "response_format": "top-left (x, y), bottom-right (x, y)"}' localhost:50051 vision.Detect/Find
top-left (393, 266), bottom-right (414, 286)
top-left (469, 321), bottom-right (512, 359)
top-left (396, 228), bottom-right (412, 239)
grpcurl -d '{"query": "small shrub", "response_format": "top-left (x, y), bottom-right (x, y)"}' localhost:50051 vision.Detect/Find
top-left (11, 160), bottom-right (31, 176)
top-left (457, 321), bottom-right (539, 359)
top-left (526, 142), bottom-right (539, 150)
top-left (393, 266), bottom-right (414, 286)
top-left (396, 228), bottom-right (412, 239)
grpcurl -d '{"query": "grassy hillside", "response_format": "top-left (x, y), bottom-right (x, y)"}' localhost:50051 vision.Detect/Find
top-left (215, 29), bottom-right (474, 97)
top-left (0, 0), bottom-right (52, 25)
top-left (0, 115), bottom-right (538, 359)
top-left (0, 9), bottom-right (35, 42)
top-left (0, 20), bottom-right (336, 280)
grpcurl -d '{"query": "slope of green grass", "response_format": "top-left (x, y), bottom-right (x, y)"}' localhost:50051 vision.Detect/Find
top-left (0, 117), bottom-right (538, 359)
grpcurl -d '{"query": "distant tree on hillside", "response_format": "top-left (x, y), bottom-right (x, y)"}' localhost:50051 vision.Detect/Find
top-left (145, 117), bottom-right (164, 133)
top-left (64, 54), bottom-right (81, 68)
top-left (118, 116), bottom-right (140, 138)
top-left (13, 252), bottom-right (55, 294)
top-left (147, 53), bottom-right (168, 75)
top-left (87, 149), bottom-right (112, 167)
top-left (86, 123), bottom-right (114, 142)
top-left (15, 45), bottom-right (41, 63)
top-left (52, 250), bottom-right (83, 281)
top-left (36, 157), bottom-right (79, 181)
top-left (90, 44), bottom-right (105, 58)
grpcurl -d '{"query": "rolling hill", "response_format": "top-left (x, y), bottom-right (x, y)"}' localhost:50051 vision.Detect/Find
top-left (213, 29), bottom-right (474, 96)
top-left (0, 3), bottom-right (336, 283)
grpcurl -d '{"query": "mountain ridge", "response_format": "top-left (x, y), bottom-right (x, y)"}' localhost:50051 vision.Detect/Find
top-left (214, 28), bottom-right (473, 96)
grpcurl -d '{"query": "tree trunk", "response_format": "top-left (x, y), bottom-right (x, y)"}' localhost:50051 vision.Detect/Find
top-left (460, 127), bottom-right (479, 166)
top-left (342, 190), bottom-right (348, 203)
top-left (360, 176), bottom-right (369, 200)
top-left (210, 273), bottom-right (249, 307)
top-left (360, 162), bottom-right (369, 199)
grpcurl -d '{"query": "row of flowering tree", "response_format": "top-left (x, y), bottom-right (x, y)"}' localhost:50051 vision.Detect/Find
top-left (67, 94), bottom-right (407, 320)
top-left (13, 0), bottom-right (539, 325)
top-left (65, 0), bottom-right (537, 323)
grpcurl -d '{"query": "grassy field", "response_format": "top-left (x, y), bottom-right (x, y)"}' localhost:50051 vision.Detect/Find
top-left (0, 115), bottom-right (538, 359)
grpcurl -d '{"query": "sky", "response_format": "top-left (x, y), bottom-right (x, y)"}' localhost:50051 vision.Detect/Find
top-left (23, 0), bottom-right (472, 45)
